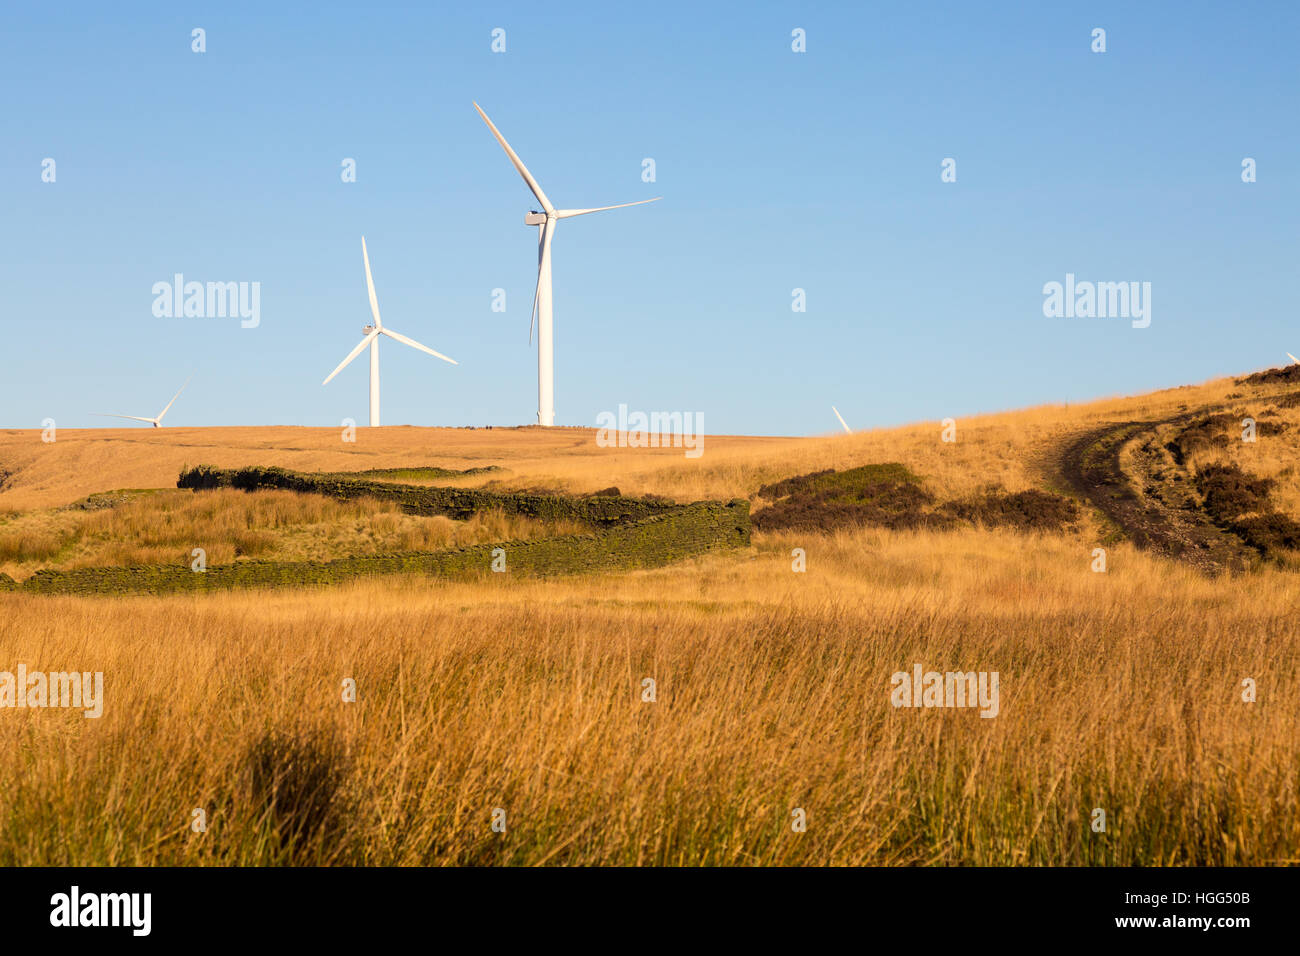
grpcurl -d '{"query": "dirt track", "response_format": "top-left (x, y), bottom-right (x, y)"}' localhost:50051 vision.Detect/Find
top-left (1059, 415), bottom-right (1253, 575)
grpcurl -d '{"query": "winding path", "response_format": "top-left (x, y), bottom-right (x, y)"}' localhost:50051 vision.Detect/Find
top-left (1058, 415), bottom-right (1253, 575)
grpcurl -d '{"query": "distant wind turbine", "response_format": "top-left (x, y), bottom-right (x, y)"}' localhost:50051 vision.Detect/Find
top-left (474, 102), bottom-right (660, 427)
top-left (832, 406), bottom-right (852, 433)
top-left (93, 376), bottom-right (191, 428)
top-left (323, 237), bottom-right (458, 427)
top-left (1288, 352), bottom-right (1299, 365)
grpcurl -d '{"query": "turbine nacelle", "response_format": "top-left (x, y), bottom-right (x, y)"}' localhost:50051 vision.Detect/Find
top-left (524, 211), bottom-right (547, 226)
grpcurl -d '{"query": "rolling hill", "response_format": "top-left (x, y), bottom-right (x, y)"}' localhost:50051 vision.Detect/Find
top-left (1, 366), bottom-right (1298, 865)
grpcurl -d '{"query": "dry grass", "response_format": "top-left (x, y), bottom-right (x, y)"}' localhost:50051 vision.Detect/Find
top-left (0, 489), bottom-right (583, 581)
top-left (1, 528), bottom-right (1296, 865)
top-left (1, 368), bottom-right (1298, 865)
top-left (0, 372), bottom-right (1263, 512)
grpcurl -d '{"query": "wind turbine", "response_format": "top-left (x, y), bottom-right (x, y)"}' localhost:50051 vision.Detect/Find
top-left (93, 377), bottom-right (191, 428)
top-left (832, 406), bottom-right (852, 433)
top-left (474, 102), bottom-right (660, 427)
top-left (323, 237), bottom-right (458, 427)
top-left (1288, 352), bottom-right (1299, 365)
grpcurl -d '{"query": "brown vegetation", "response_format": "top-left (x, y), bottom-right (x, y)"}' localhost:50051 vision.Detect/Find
top-left (2, 366), bottom-right (1300, 865)
top-left (753, 463), bottom-right (1077, 534)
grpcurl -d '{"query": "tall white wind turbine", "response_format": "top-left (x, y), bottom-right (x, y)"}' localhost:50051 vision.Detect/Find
top-left (474, 102), bottom-right (660, 427)
top-left (93, 376), bottom-right (191, 428)
top-left (323, 237), bottom-right (458, 427)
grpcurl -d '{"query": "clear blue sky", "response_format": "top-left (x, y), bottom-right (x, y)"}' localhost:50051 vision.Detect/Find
top-left (2, 1), bottom-right (1297, 434)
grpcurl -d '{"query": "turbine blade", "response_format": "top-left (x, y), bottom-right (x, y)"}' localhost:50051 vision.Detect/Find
top-left (1289, 352), bottom-right (1300, 365)
top-left (832, 406), bottom-right (851, 433)
top-left (92, 414), bottom-right (157, 424)
top-left (555, 197), bottom-right (662, 219)
top-left (528, 219), bottom-right (553, 345)
top-left (361, 236), bottom-right (382, 328)
top-left (380, 327), bottom-right (458, 365)
top-left (528, 276), bottom-right (537, 345)
top-left (156, 375), bottom-right (192, 422)
top-left (323, 331), bottom-right (378, 385)
top-left (473, 102), bottom-right (554, 213)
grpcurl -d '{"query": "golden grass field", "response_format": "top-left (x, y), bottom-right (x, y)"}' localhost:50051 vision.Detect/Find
top-left (1, 369), bottom-right (1298, 865)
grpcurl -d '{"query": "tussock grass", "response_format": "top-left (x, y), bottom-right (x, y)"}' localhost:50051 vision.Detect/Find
top-left (0, 529), bottom-right (64, 563)
top-left (1, 527), bottom-right (1297, 865)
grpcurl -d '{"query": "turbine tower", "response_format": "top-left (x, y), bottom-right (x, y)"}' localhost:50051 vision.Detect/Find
top-left (474, 102), bottom-right (660, 426)
top-left (323, 237), bottom-right (458, 427)
top-left (93, 376), bottom-right (191, 427)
